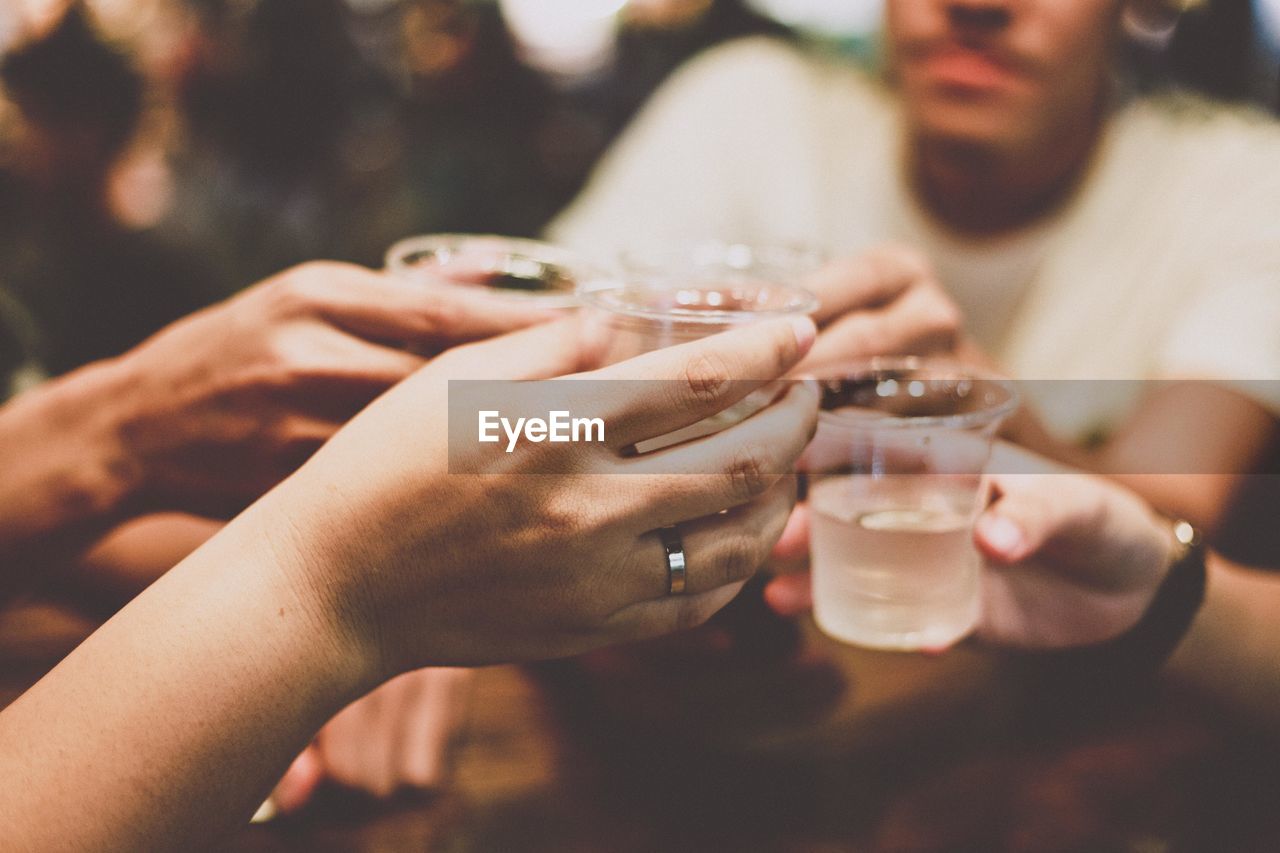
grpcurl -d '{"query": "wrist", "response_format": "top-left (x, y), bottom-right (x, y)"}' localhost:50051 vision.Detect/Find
top-left (0, 359), bottom-right (143, 539)
top-left (86, 355), bottom-right (153, 510)
top-left (246, 484), bottom-right (389, 695)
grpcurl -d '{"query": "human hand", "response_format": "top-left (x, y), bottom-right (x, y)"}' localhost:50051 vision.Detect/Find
top-left (255, 312), bottom-right (820, 682)
top-left (269, 667), bottom-right (471, 812)
top-left (104, 261), bottom-right (551, 517)
top-left (797, 244), bottom-right (961, 374)
top-left (765, 444), bottom-right (1178, 650)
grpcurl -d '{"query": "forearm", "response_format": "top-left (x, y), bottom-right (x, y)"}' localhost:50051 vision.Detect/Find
top-left (1002, 411), bottom-right (1234, 529)
top-left (38, 514), bottom-right (223, 615)
top-left (0, 358), bottom-right (142, 584)
top-left (1167, 555), bottom-right (1280, 730)
top-left (997, 386), bottom-right (1274, 535)
top-left (0, 498), bottom-right (373, 851)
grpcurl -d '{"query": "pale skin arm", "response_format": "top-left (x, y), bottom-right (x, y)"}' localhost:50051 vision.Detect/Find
top-left (0, 503), bottom-right (373, 852)
top-left (32, 514), bottom-right (222, 614)
top-left (0, 316), bottom-right (821, 851)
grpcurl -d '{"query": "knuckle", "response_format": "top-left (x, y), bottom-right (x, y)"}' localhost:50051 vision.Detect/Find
top-left (673, 598), bottom-right (713, 633)
top-left (421, 295), bottom-right (460, 337)
top-left (402, 762), bottom-right (443, 790)
top-left (768, 322), bottom-right (800, 374)
top-left (681, 351), bottom-right (733, 408)
top-left (263, 329), bottom-right (324, 378)
top-left (715, 536), bottom-right (764, 586)
top-left (879, 243), bottom-right (931, 276)
top-left (277, 263), bottom-right (330, 302)
top-left (727, 448), bottom-right (773, 502)
top-left (923, 299), bottom-right (962, 343)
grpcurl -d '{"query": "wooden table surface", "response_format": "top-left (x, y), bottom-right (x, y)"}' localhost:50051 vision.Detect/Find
top-left (4, 592), bottom-right (1279, 852)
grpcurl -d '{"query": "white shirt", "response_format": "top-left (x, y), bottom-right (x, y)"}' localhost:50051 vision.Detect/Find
top-left (550, 37), bottom-right (1280, 438)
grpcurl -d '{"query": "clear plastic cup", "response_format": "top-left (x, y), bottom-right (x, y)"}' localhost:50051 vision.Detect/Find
top-left (806, 359), bottom-right (1018, 651)
top-left (577, 242), bottom-right (820, 365)
top-left (385, 234), bottom-right (597, 309)
top-left (577, 243), bottom-right (819, 450)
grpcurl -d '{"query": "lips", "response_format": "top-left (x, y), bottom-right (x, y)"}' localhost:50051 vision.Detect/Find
top-left (917, 44), bottom-right (1024, 91)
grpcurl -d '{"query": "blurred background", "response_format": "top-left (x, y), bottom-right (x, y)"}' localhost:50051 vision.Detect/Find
top-left (1, 0), bottom-right (1279, 376)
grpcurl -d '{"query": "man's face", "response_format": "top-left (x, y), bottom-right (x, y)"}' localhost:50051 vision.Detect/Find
top-left (885, 0), bottom-right (1123, 151)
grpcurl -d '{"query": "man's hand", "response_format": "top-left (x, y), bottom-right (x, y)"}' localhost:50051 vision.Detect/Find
top-left (797, 244), bottom-right (962, 375)
top-left (766, 444), bottom-right (1178, 650)
top-left (269, 668), bottom-right (472, 812)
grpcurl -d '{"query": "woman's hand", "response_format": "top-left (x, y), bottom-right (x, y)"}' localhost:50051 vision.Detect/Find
top-left (262, 312), bottom-right (821, 677)
top-left (766, 444), bottom-right (1178, 650)
top-left (0, 312), bottom-right (820, 851)
top-left (103, 261), bottom-right (552, 518)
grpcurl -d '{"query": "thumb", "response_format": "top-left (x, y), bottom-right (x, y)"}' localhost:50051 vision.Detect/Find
top-left (270, 745), bottom-right (326, 814)
top-left (974, 473), bottom-right (1068, 565)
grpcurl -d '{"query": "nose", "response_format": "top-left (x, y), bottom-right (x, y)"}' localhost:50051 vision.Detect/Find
top-left (946, 0), bottom-right (1013, 34)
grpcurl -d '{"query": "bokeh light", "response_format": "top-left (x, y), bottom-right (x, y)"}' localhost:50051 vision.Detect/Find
top-left (499, 0), bottom-right (627, 80)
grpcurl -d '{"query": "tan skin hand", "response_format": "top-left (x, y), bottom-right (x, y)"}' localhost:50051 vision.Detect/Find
top-left (110, 260), bottom-right (554, 518)
top-left (796, 244), bottom-right (962, 376)
top-left (766, 443), bottom-right (1175, 650)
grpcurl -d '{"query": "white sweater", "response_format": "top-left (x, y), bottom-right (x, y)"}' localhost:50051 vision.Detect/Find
top-left (551, 37), bottom-right (1280, 437)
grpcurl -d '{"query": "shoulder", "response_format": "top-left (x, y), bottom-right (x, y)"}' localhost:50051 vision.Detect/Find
top-left (650, 36), bottom-right (885, 121)
top-left (1112, 92), bottom-right (1280, 179)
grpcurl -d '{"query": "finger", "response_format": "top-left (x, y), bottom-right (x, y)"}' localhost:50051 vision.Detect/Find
top-left (364, 675), bottom-right (413, 798)
top-left (606, 580), bottom-right (748, 642)
top-left (770, 503), bottom-right (811, 562)
top-left (432, 315), bottom-right (605, 381)
top-left (804, 245), bottom-right (932, 325)
top-left (620, 475), bottom-right (795, 602)
top-left (272, 324), bottom-right (422, 394)
top-left (317, 687), bottom-right (383, 794)
top-left (763, 572), bottom-right (812, 616)
top-left (593, 315), bottom-right (816, 448)
top-left (622, 380), bottom-right (818, 526)
top-left (974, 474), bottom-right (1086, 564)
top-left (292, 263), bottom-right (554, 350)
top-left (799, 285), bottom-right (959, 372)
top-left (270, 746), bottom-right (325, 814)
top-left (398, 668), bottom-right (470, 789)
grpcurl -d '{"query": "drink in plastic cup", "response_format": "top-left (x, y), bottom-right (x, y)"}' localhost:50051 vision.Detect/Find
top-left (577, 243), bottom-right (819, 449)
top-left (806, 359), bottom-right (1018, 651)
top-left (577, 242), bottom-right (820, 364)
top-left (385, 234), bottom-right (594, 309)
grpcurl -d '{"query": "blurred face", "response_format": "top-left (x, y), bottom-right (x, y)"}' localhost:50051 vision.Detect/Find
top-left (886, 0), bottom-right (1124, 151)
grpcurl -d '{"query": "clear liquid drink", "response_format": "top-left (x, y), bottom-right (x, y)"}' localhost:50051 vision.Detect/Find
top-left (809, 476), bottom-right (981, 650)
top-left (806, 361), bottom-right (1017, 652)
top-left (577, 243), bottom-right (820, 450)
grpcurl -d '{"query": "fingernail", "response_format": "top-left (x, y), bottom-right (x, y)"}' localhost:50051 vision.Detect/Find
top-left (789, 316), bottom-right (817, 353)
top-left (250, 798), bottom-right (280, 824)
top-left (981, 514), bottom-right (1025, 557)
